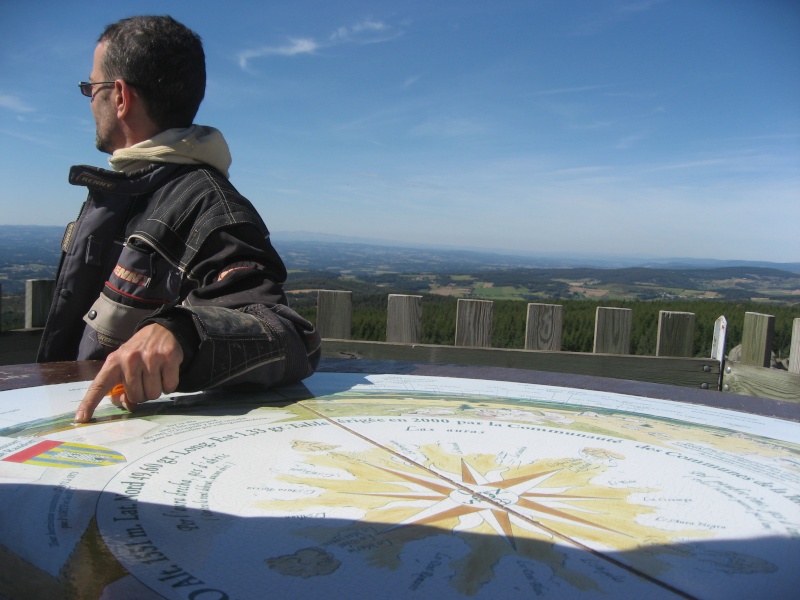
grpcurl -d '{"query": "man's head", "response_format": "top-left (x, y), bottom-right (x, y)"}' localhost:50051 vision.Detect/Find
top-left (94, 16), bottom-right (205, 143)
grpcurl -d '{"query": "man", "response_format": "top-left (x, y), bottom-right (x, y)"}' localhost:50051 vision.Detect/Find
top-left (37, 16), bottom-right (320, 423)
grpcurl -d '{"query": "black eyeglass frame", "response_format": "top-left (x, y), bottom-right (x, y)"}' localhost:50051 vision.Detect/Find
top-left (78, 81), bottom-right (117, 97)
top-left (78, 80), bottom-right (145, 98)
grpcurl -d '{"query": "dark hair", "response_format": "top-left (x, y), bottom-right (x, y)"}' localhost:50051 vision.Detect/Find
top-left (99, 15), bottom-right (205, 130)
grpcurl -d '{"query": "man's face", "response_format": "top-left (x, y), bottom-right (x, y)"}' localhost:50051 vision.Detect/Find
top-left (90, 41), bottom-right (120, 154)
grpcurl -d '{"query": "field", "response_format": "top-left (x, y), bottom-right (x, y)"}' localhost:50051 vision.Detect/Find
top-left (286, 264), bottom-right (800, 305)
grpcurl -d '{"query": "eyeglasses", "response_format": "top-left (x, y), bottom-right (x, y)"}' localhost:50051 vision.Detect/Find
top-left (78, 81), bottom-right (116, 98)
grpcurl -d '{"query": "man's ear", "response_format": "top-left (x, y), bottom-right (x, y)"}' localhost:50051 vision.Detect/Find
top-left (114, 79), bottom-right (133, 119)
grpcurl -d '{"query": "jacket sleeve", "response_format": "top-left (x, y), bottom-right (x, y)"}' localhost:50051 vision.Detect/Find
top-left (138, 224), bottom-right (320, 392)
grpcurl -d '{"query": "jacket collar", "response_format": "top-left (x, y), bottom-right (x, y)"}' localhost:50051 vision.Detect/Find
top-left (68, 162), bottom-right (190, 195)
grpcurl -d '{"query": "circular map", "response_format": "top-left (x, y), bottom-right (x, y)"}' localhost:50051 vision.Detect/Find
top-left (91, 374), bottom-right (800, 599)
top-left (1, 372), bottom-right (798, 599)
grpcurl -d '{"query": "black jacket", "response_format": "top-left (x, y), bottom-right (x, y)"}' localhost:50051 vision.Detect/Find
top-left (38, 162), bottom-right (320, 391)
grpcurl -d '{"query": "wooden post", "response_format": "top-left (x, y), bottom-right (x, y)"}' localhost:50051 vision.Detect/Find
top-left (455, 299), bottom-right (493, 348)
top-left (25, 279), bottom-right (55, 329)
top-left (741, 312), bottom-right (774, 367)
top-left (316, 290), bottom-right (352, 340)
top-left (593, 307), bottom-right (632, 354)
top-left (386, 294), bottom-right (422, 343)
top-left (790, 318), bottom-right (800, 375)
top-left (656, 311), bottom-right (695, 357)
top-left (524, 303), bottom-right (563, 351)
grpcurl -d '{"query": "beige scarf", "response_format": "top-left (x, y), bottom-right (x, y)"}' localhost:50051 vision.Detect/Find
top-left (108, 125), bottom-right (232, 178)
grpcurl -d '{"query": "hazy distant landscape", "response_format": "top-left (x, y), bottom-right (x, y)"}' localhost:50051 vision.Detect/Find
top-left (2, 225), bottom-right (800, 303)
top-left (278, 239), bottom-right (800, 305)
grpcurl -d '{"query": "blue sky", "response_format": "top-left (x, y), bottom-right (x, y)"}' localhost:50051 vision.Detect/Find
top-left (1, 1), bottom-right (798, 261)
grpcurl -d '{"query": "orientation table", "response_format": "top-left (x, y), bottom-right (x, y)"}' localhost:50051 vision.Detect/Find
top-left (0, 359), bottom-right (798, 599)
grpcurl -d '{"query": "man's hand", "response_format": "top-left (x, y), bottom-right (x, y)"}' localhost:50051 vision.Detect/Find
top-left (75, 323), bottom-right (183, 423)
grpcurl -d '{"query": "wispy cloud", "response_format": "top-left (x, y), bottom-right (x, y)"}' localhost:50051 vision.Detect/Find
top-left (619, 0), bottom-right (670, 14)
top-left (238, 19), bottom-right (402, 70)
top-left (645, 158), bottom-right (728, 171)
top-left (530, 84), bottom-right (614, 97)
top-left (0, 94), bottom-right (35, 113)
top-left (402, 75), bottom-right (421, 89)
top-left (329, 20), bottom-right (396, 44)
top-left (573, 0), bottom-right (668, 36)
top-left (238, 38), bottom-right (318, 69)
top-left (0, 128), bottom-right (57, 148)
top-left (409, 116), bottom-right (489, 138)
top-left (614, 132), bottom-right (647, 149)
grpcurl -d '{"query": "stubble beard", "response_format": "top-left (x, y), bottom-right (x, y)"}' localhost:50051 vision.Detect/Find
top-left (93, 101), bottom-right (118, 155)
top-left (95, 128), bottom-right (114, 154)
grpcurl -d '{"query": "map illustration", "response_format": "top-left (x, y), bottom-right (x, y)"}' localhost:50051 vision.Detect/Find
top-left (0, 372), bottom-right (798, 598)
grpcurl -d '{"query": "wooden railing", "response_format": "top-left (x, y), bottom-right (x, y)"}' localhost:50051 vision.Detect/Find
top-left (2, 282), bottom-right (798, 403)
top-left (316, 290), bottom-right (800, 403)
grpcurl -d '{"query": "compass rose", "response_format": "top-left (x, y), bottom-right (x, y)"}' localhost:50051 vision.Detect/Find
top-left (356, 458), bottom-right (624, 549)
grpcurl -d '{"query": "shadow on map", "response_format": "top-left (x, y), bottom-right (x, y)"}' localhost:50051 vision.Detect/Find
top-left (84, 376), bottom-right (368, 421)
top-left (1, 487), bottom-right (797, 599)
